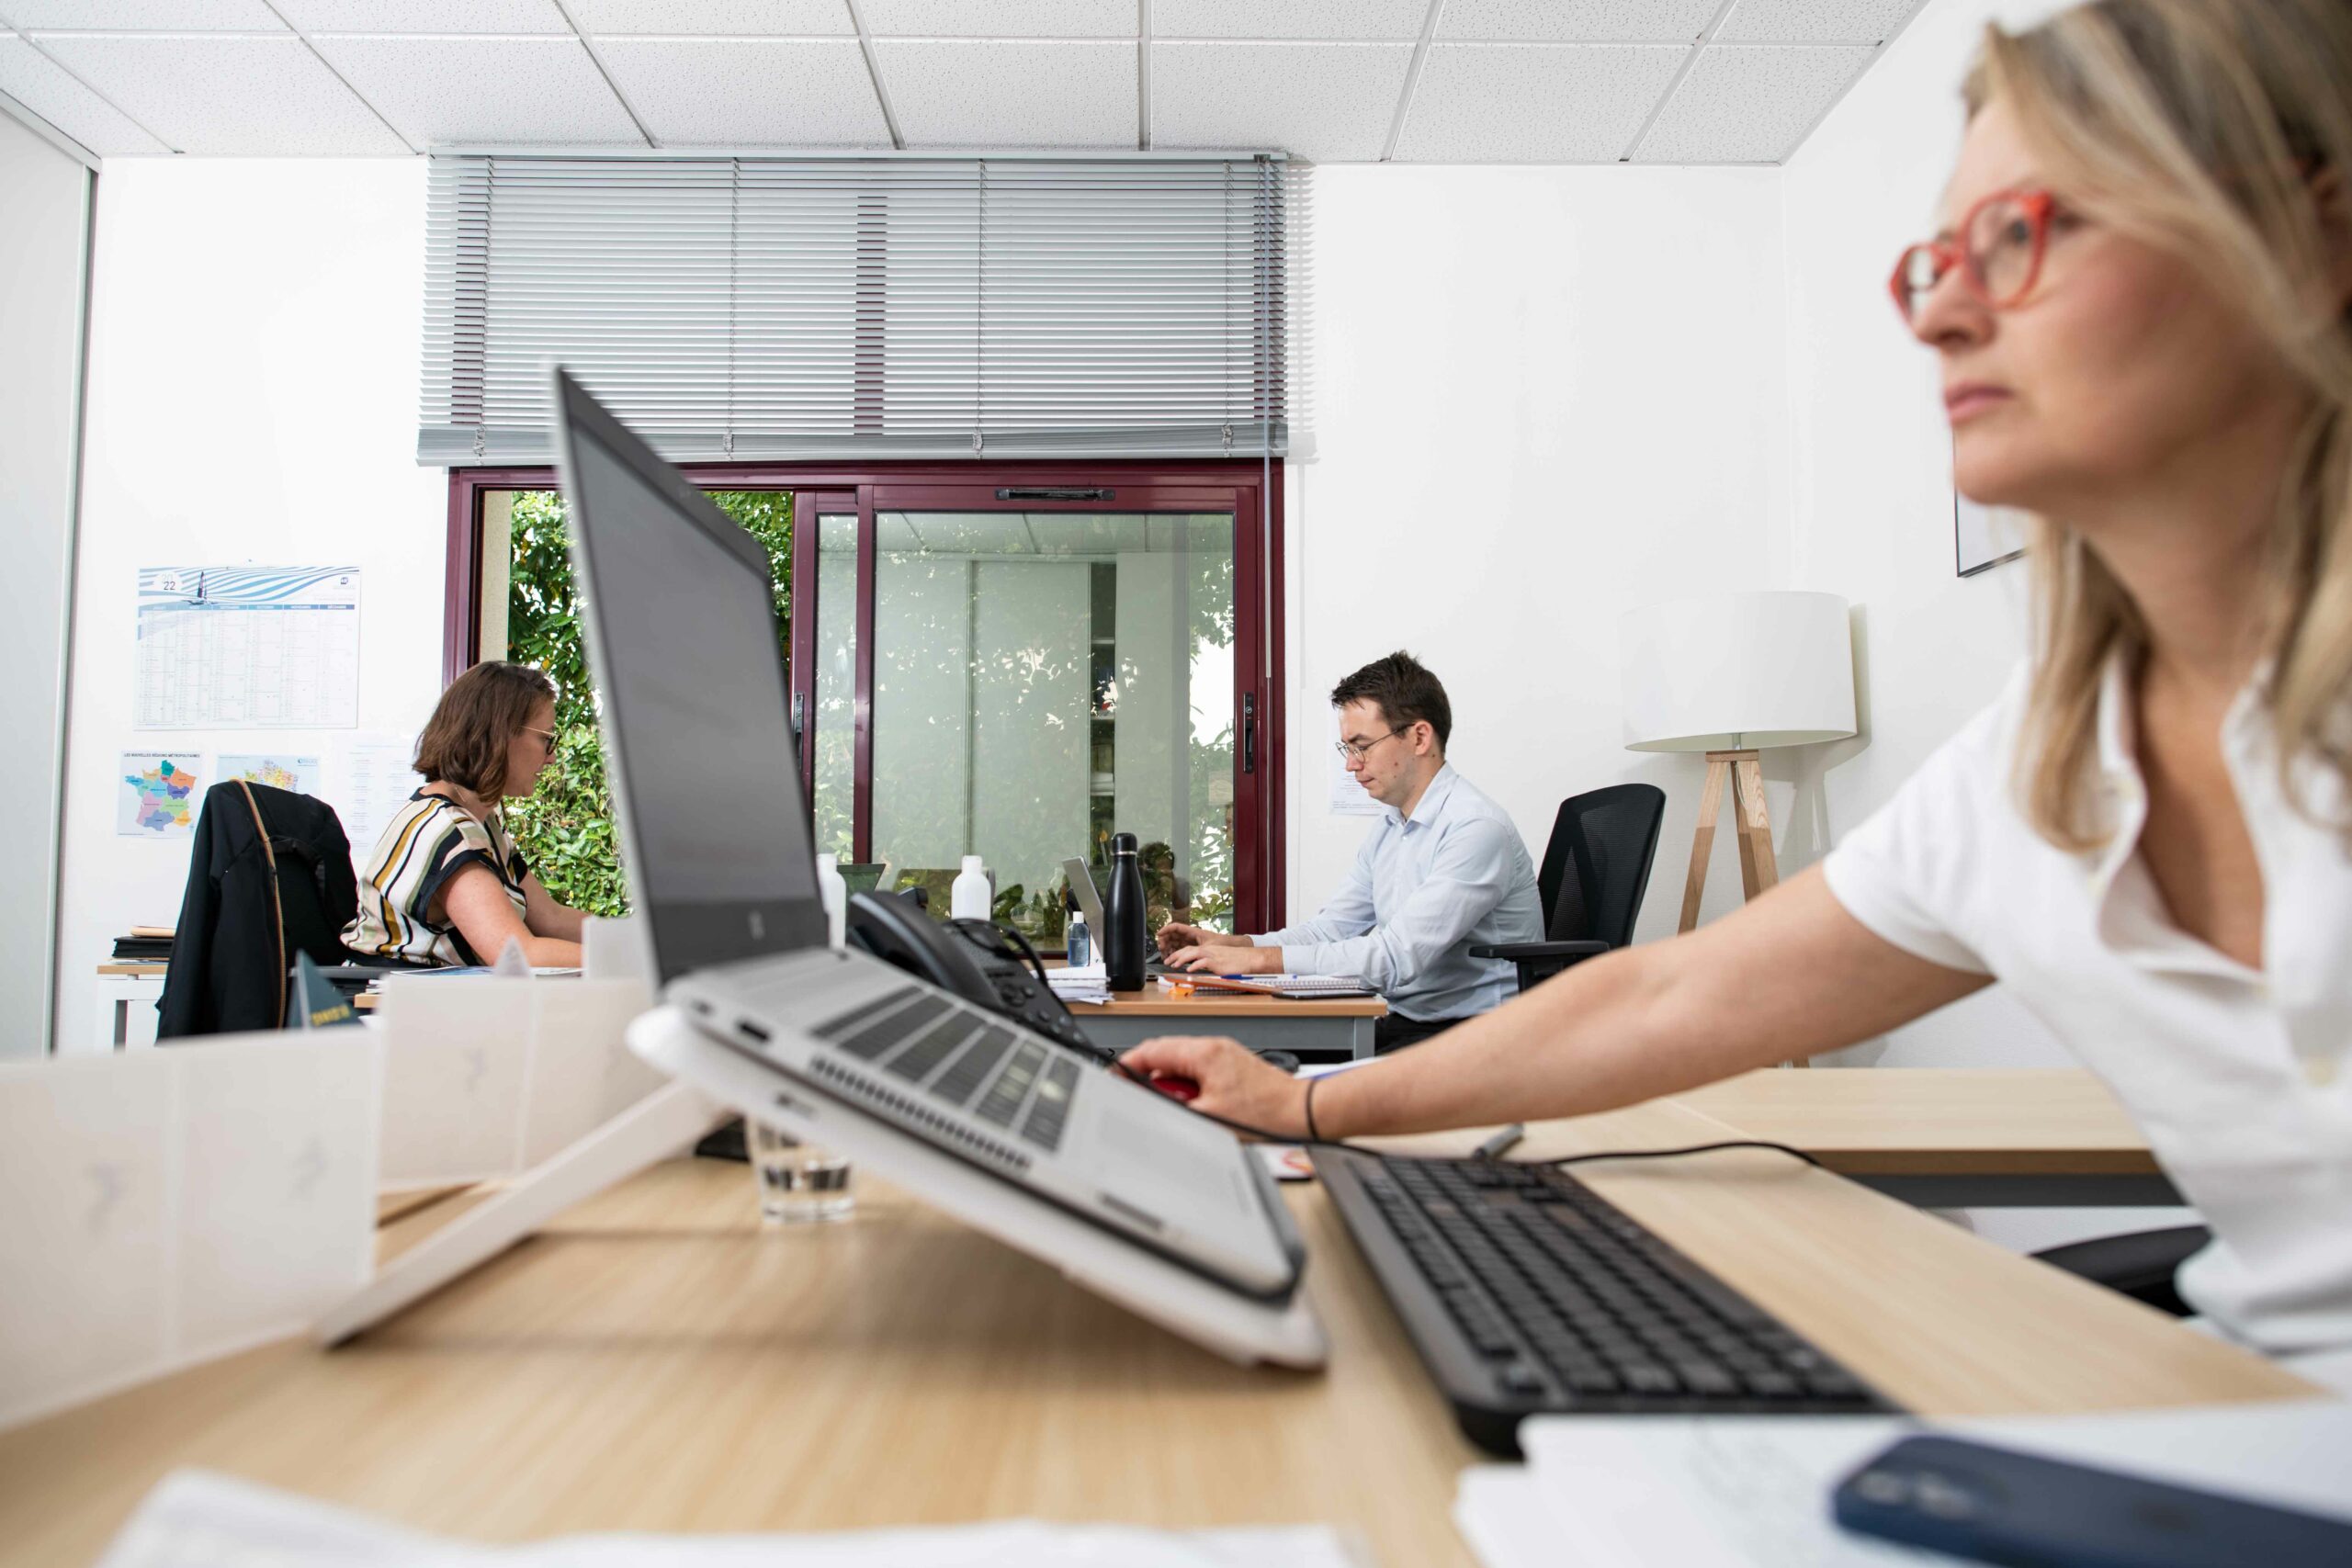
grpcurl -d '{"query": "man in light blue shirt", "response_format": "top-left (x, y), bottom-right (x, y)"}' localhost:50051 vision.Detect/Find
top-left (1159, 651), bottom-right (1543, 1053)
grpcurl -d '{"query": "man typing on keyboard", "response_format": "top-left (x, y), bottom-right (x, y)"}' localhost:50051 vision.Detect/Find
top-left (1158, 651), bottom-right (1543, 1055)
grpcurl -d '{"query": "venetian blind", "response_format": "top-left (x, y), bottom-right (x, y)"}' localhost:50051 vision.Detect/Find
top-left (417, 152), bottom-right (1288, 466)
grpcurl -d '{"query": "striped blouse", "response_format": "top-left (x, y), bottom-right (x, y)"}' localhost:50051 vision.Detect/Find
top-left (343, 790), bottom-right (531, 967)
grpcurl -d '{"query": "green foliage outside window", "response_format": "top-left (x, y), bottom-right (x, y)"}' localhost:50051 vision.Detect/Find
top-left (503, 488), bottom-right (792, 916)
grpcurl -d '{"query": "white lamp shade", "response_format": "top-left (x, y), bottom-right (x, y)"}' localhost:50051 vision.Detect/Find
top-left (1620, 591), bottom-right (1857, 752)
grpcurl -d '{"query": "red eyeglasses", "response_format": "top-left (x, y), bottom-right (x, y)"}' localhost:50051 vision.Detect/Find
top-left (1888, 188), bottom-right (2062, 325)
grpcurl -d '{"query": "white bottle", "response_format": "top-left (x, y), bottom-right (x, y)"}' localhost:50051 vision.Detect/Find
top-left (951, 853), bottom-right (991, 921)
top-left (815, 852), bottom-right (848, 947)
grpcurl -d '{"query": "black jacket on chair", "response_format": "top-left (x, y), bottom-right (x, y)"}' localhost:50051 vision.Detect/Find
top-left (156, 782), bottom-right (360, 1038)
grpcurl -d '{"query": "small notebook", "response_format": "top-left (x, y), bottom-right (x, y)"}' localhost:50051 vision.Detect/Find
top-left (1160, 974), bottom-right (1374, 998)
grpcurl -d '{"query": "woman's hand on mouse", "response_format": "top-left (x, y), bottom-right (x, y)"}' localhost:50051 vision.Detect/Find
top-left (1119, 1035), bottom-right (1313, 1139)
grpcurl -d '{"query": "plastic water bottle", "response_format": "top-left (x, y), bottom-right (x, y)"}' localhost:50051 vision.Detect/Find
top-left (1066, 908), bottom-right (1091, 969)
top-left (1103, 832), bottom-right (1147, 991)
top-left (951, 854), bottom-right (991, 921)
top-left (815, 852), bottom-right (847, 948)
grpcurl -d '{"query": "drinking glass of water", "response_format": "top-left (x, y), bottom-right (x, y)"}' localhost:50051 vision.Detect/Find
top-left (749, 1122), bottom-right (854, 1224)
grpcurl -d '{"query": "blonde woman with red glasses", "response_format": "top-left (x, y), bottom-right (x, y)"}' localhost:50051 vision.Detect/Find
top-left (1124, 0), bottom-right (2352, 1382)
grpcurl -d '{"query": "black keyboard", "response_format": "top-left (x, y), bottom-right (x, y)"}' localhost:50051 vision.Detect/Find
top-left (1319, 1148), bottom-right (1898, 1455)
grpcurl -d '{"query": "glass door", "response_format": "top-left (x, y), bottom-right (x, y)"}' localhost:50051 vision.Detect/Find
top-left (793, 480), bottom-right (1274, 945)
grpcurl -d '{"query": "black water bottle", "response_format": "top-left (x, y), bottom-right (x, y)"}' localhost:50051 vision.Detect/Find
top-left (1103, 831), bottom-right (1148, 992)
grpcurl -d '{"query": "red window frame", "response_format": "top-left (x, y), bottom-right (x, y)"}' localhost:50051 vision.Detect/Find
top-left (445, 460), bottom-right (1287, 931)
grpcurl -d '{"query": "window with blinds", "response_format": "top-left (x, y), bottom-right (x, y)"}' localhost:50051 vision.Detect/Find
top-left (418, 153), bottom-right (1288, 467)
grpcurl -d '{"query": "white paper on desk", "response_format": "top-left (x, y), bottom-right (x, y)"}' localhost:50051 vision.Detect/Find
top-left (377, 976), bottom-right (536, 1187)
top-left (0, 1036), bottom-right (376, 1431)
top-left (378, 976), bottom-right (664, 1187)
top-left (1475, 1404), bottom-right (2352, 1568)
top-left (517, 980), bottom-right (666, 1167)
top-left (100, 1470), bottom-right (1374, 1568)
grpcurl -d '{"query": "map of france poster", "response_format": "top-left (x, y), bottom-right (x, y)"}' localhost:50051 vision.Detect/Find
top-left (219, 754), bottom-right (320, 796)
top-left (119, 753), bottom-right (201, 838)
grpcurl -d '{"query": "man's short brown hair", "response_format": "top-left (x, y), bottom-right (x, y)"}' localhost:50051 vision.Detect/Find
top-left (1330, 650), bottom-right (1451, 752)
top-left (413, 661), bottom-right (556, 799)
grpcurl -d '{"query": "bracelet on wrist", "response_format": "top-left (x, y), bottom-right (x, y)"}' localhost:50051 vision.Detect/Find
top-left (1303, 1075), bottom-right (1323, 1144)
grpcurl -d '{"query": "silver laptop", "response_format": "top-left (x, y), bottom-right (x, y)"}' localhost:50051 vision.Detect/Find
top-left (552, 371), bottom-right (1306, 1314)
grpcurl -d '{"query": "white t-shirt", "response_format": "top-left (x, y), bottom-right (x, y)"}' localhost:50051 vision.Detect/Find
top-left (1822, 658), bottom-right (2352, 1355)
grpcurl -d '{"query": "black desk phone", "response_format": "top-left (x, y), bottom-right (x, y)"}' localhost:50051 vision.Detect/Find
top-left (843, 889), bottom-right (1106, 1062)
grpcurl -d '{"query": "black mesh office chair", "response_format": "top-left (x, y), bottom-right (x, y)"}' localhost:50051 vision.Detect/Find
top-left (1471, 784), bottom-right (1667, 991)
top-left (2033, 1224), bottom-right (2210, 1317)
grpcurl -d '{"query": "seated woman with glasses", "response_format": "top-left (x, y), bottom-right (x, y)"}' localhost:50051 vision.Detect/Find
top-left (1127, 0), bottom-right (2352, 1381)
top-left (345, 660), bottom-right (587, 968)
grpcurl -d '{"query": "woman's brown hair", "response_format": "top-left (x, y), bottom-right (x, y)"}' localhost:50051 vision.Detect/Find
top-left (1967, 0), bottom-right (2352, 847)
top-left (413, 661), bottom-right (556, 801)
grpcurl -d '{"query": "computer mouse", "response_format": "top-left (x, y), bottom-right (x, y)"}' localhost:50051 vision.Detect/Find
top-left (1148, 1073), bottom-right (1202, 1102)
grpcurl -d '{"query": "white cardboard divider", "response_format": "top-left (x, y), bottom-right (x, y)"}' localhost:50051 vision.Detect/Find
top-left (375, 976), bottom-right (665, 1190)
top-left (0, 1034), bottom-right (379, 1432)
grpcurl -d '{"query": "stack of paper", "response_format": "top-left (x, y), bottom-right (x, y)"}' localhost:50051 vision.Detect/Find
top-left (100, 1472), bottom-right (1371, 1568)
top-left (1454, 1402), bottom-right (2352, 1568)
top-left (1046, 964), bottom-right (1113, 1008)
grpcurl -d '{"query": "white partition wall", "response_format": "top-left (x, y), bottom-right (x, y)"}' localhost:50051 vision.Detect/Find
top-left (0, 109), bottom-right (93, 1059)
top-left (51, 161), bottom-right (447, 1055)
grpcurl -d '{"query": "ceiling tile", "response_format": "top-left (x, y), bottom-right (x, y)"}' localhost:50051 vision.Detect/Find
top-left (272, 1), bottom-right (569, 33)
top-left (876, 39), bottom-right (1135, 149)
top-left (1634, 42), bottom-right (1872, 162)
top-left (32, 32), bottom-right (407, 152)
top-left (566, 0), bottom-right (851, 35)
top-left (598, 37), bottom-right (888, 145)
top-left (1153, 0), bottom-right (1427, 40)
top-left (4, 0), bottom-right (283, 28)
top-left (1440, 0), bottom-right (1719, 43)
top-left (1151, 41), bottom-right (1409, 162)
top-left (863, 0), bottom-right (1131, 38)
top-left (1395, 42), bottom-right (1684, 162)
top-left (0, 32), bottom-right (171, 152)
top-left (1716, 0), bottom-right (1925, 45)
top-left (308, 34), bottom-right (642, 146)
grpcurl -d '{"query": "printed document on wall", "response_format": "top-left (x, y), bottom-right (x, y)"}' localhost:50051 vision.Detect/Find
top-left (136, 566), bottom-right (361, 729)
top-left (331, 733), bottom-right (424, 861)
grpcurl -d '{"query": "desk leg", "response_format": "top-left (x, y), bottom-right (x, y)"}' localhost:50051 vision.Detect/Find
top-left (1351, 1018), bottom-right (1374, 1060)
top-left (114, 998), bottom-right (129, 1052)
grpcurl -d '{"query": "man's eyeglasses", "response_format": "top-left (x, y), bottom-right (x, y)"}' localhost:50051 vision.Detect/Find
top-left (1889, 187), bottom-right (2063, 325)
top-left (523, 726), bottom-right (558, 757)
top-left (1333, 727), bottom-right (1407, 764)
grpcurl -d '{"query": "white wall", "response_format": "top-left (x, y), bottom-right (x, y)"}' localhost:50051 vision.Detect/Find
top-left (1776, 0), bottom-right (2075, 1068)
top-left (1286, 164), bottom-right (1793, 947)
top-left (53, 160), bottom-right (447, 1053)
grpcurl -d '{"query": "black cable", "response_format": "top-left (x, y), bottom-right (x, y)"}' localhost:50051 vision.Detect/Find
top-left (1106, 1060), bottom-right (1824, 1173)
top-left (1521, 1139), bottom-right (1825, 1173)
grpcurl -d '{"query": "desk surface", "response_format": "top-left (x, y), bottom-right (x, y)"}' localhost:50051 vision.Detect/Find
top-left (1087, 983), bottom-right (1385, 1020)
top-left (1672, 1068), bottom-right (2159, 1177)
top-left (0, 1100), bottom-right (2309, 1568)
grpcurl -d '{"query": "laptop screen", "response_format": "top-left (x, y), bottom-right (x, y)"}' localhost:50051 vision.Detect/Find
top-left (555, 375), bottom-right (828, 980)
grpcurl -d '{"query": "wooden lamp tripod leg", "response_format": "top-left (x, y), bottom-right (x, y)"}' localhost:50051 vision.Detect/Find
top-left (1676, 748), bottom-right (1807, 1066)
top-left (1677, 755), bottom-right (1731, 936)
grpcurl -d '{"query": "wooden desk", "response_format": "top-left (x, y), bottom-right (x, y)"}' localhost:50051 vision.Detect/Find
top-left (0, 1101), bottom-right (2310, 1567)
top-left (1672, 1069), bottom-right (2179, 1208)
top-left (1076, 983), bottom-right (1386, 1061)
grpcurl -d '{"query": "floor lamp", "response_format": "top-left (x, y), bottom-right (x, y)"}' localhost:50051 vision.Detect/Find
top-left (1620, 588), bottom-right (1857, 935)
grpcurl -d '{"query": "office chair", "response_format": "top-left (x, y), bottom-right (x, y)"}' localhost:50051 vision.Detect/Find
top-left (2033, 1224), bottom-right (2210, 1317)
top-left (1471, 784), bottom-right (1667, 991)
